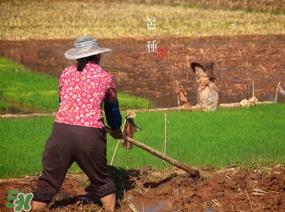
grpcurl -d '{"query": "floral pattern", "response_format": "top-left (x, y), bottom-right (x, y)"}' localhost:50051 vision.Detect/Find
top-left (55, 62), bottom-right (116, 128)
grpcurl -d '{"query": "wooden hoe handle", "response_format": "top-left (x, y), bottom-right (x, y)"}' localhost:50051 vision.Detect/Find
top-left (123, 135), bottom-right (200, 178)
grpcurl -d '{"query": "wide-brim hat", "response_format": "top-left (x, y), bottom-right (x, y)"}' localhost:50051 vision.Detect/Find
top-left (64, 36), bottom-right (112, 60)
top-left (191, 60), bottom-right (216, 79)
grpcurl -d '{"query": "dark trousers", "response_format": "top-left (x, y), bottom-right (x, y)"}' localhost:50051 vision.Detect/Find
top-left (32, 122), bottom-right (116, 203)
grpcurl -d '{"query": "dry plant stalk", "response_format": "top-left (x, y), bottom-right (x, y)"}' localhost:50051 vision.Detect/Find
top-left (252, 187), bottom-right (267, 196)
top-left (245, 189), bottom-right (254, 210)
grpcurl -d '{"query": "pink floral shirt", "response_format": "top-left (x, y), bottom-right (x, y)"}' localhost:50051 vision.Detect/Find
top-left (55, 62), bottom-right (116, 128)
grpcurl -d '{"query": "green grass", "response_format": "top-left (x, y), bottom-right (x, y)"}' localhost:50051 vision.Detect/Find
top-left (0, 57), bottom-right (152, 113)
top-left (1, 104), bottom-right (284, 178)
top-left (0, 0), bottom-right (284, 40)
top-left (0, 57), bottom-right (59, 112)
top-left (117, 93), bottom-right (151, 110)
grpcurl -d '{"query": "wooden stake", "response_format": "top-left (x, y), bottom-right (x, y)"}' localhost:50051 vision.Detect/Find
top-left (186, 54), bottom-right (190, 80)
top-left (162, 113), bottom-right (168, 167)
top-left (175, 80), bottom-right (181, 107)
top-left (275, 82), bottom-right (280, 103)
top-left (163, 113), bottom-right (167, 155)
top-left (252, 80), bottom-right (255, 97)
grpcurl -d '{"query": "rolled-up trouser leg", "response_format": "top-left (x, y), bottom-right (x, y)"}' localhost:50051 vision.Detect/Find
top-left (74, 127), bottom-right (116, 198)
top-left (33, 123), bottom-right (74, 203)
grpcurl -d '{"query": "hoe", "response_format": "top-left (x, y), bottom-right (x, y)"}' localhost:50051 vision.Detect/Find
top-left (106, 112), bottom-right (200, 178)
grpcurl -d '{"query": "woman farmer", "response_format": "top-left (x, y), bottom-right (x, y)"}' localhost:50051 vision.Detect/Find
top-left (32, 36), bottom-right (123, 211)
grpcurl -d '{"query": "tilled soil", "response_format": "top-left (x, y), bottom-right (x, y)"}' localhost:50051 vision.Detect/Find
top-left (0, 165), bottom-right (284, 211)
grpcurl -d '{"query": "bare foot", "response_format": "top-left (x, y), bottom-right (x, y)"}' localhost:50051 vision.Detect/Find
top-left (31, 200), bottom-right (48, 211)
top-left (100, 193), bottom-right (116, 211)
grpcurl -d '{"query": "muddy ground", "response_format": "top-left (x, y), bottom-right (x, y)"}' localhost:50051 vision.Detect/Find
top-left (0, 165), bottom-right (284, 211)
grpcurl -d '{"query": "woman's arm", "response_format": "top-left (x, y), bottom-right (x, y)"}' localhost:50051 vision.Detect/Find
top-left (103, 76), bottom-right (123, 139)
top-left (104, 99), bottom-right (122, 130)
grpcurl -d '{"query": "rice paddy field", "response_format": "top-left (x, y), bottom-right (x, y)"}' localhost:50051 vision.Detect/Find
top-left (0, 104), bottom-right (284, 179)
top-left (0, 57), bottom-right (152, 113)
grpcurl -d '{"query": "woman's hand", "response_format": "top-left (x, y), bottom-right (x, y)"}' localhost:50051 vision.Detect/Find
top-left (105, 127), bottom-right (123, 140)
top-left (110, 129), bottom-right (123, 140)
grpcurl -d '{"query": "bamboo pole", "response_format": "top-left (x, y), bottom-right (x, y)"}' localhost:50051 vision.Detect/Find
top-left (110, 118), bottom-right (127, 165)
top-left (252, 80), bottom-right (255, 97)
top-left (163, 113), bottom-right (167, 155)
top-left (110, 140), bottom-right (121, 166)
top-left (162, 113), bottom-right (168, 167)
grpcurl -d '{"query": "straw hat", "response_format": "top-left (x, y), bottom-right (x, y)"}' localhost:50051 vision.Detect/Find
top-left (64, 36), bottom-right (112, 60)
top-left (191, 61), bottom-right (216, 79)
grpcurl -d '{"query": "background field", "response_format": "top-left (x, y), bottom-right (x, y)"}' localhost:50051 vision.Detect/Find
top-left (1, 104), bottom-right (284, 178)
top-left (0, 57), bottom-right (152, 113)
top-left (0, 0), bottom-right (284, 40)
top-left (116, 0), bottom-right (285, 13)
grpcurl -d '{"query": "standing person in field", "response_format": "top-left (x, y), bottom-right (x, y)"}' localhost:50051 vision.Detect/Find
top-left (32, 36), bottom-right (123, 211)
top-left (191, 61), bottom-right (219, 111)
